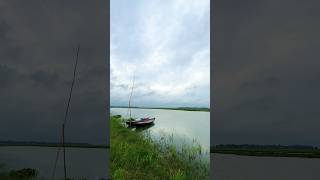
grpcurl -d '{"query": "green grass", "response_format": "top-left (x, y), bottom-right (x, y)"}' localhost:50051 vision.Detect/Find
top-left (110, 115), bottom-right (209, 180)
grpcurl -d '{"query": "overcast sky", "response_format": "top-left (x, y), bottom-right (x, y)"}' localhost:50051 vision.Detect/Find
top-left (0, 0), bottom-right (108, 145)
top-left (213, 0), bottom-right (320, 146)
top-left (110, 0), bottom-right (210, 108)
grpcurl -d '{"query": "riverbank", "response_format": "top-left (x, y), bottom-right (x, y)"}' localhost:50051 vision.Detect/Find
top-left (211, 145), bottom-right (320, 158)
top-left (212, 153), bottom-right (320, 180)
top-left (110, 115), bottom-right (209, 179)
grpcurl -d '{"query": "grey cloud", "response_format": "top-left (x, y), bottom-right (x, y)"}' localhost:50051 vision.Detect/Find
top-left (239, 76), bottom-right (280, 90)
top-left (111, 82), bottom-right (129, 90)
top-left (213, 0), bottom-right (320, 146)
top-left (28, 70), bottom-right (61, 90)
top-left (0, 64), bottom-right (18, 88)
top-left (0, 0), bottom-right (108, 145)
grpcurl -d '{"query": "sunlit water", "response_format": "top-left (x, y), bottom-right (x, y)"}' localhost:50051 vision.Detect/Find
top-left (212, 153), bottom-right (320, 180)
top-left (111, 108), bottom-right (210, 155)
top-left (0, 146), bottom-right (108, 179)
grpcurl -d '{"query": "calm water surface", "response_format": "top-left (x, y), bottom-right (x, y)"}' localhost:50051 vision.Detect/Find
top-left (111, 108), bottom-right (210, 153)
top-left (0, 146), bottom-right (108, 179)
top-left (212, 153), bottom-right (320, 180)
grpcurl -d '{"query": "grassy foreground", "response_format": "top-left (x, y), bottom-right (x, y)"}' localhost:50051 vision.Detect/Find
top-left (110, 115), bottom-right (209, 180)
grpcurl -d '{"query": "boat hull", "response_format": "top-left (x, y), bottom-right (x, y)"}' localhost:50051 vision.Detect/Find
top-left (126, 118), bottom-right (155, 126)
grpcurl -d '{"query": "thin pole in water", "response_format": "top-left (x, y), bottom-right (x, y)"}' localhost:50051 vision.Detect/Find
top-left (62, 124), bottom-right (66, 179)
top-left (51, 45), bottom-right (80, 180)
top-left (62, 45), bottom-right (80, 179)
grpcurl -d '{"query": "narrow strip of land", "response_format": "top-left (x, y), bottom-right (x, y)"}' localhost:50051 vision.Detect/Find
top-left (111, 106), bottom-right (210, 112)
top-left (211, 145), bottom-right (320, 158)
top-left (0, 141), bottom-right (108, 149)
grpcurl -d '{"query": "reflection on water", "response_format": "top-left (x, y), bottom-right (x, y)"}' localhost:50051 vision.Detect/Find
top-left (111, 108), bottom-right (210, 152)
top-left (133, 123), bottom-right (155, 132)
top-left (212, 153), bottom-right (320, 180)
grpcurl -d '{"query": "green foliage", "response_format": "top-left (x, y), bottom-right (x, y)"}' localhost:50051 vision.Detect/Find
top-left (0, 168), bottom-right (39, 180)
top-left (9, 168), bottom-right (38, 178)
top-left (172, 170), bottom-right (186, 180)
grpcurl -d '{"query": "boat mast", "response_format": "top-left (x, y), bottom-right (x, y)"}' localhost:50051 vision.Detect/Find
top-left (128, 75), bottom-right (135, 119)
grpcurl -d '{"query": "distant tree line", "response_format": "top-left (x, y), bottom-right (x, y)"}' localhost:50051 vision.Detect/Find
top-left (110, 106), bottom-right (210, 111)
top-left (213, 144), bottom-right (318, 150)
top-left (0, 141), bottom-right (108, 148)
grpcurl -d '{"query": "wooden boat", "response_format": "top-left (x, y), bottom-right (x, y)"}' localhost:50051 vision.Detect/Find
top-left (126, 117), bottom-right (155, 126)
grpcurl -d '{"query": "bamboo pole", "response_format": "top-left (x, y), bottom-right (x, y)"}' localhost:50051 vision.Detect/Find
top-left (62, 124), bottom-right (66, 179)
top-left (128, 75), bottom-right (135, 126)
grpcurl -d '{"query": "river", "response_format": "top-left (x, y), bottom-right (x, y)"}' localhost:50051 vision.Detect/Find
top-left (0, 146), bottom-right (108, 179)
top-left (212, 153), bottom-right (320, 180)
top-left (111, 108), bottom-right (210, 154)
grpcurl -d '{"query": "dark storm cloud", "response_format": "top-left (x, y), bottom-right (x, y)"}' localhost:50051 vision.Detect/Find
top-left (0, 65), bottom-right (18, 88)
top-left (28, 70), bottom-right (61, 90)
top-left (0, 0), bottom-right (108, 145)
top-left (213, 0), bottom-right (320, 146)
